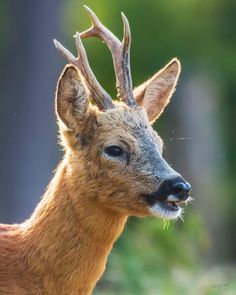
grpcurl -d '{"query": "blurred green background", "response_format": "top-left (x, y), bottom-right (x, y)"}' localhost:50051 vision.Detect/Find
top-left (0, 0), bottom-right (236, 294)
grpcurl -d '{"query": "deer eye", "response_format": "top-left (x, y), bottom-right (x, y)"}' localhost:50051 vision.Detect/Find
top-left (104, 145), bottom-right (124, 157)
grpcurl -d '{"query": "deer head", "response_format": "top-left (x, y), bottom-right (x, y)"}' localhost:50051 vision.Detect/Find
top-left (54, 6), bottom-right (191, 220)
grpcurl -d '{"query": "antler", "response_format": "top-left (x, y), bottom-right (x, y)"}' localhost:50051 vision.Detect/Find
top-left (80, 5), bottom-right (136, 107)
top-left (54, 32), bottom-right (115, 111)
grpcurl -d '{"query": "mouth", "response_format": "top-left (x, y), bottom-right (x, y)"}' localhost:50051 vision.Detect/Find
top-left (160, 200), bottom-right (182, 211)
top-left (146, 195), bottom-right (190, 220)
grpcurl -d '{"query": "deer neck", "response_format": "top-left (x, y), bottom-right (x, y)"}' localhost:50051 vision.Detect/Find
top-left (22, 157), bottom-right (128, 294)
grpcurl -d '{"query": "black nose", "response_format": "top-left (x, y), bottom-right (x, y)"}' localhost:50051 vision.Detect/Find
top-left (172, 181), bottom-right (191, 196)
top-left (153, 177), bottom-right (191, 202)
top-left (142, 177), bottom-right (191, 205)
top-left (170, 178), bottom-right (191, 200)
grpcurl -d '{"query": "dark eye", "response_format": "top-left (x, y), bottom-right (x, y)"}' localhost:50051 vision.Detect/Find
top-left (104, 145), bottom-right (124, 157)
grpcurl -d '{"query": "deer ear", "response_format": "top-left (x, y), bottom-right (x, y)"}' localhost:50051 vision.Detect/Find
top-left (56, 65), bottom-right (89, 130)
top-left (133, 58), bottom-right (181, 123)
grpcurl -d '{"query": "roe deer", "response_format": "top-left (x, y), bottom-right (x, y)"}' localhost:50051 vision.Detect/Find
top-left (0, 6), bottom-right (191, 295)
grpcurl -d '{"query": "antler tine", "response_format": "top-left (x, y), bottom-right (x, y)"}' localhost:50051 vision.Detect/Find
top-left (81, 5), bottom-right (136, 107)
top-left (54, 35), bottom-right (115, 111)
top-left (120, 13), bottom-right (135, 106)
top-left (74, 33), bottom-right (115, 110)
top-left (81, 5), bottom-right (121, 51)
top-left (54, 39), bottom-right (77, 65)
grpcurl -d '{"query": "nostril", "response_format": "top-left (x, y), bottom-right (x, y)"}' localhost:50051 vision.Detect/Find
top-left (172, 181), bottom-right (191, 195)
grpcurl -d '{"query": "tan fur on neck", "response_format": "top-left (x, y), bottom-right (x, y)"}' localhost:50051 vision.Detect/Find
top-left (0, 157), bottom-right (127, 294)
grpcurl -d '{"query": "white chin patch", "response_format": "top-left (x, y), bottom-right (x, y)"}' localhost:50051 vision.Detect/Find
top-left (149, 202), bottom-right (182, 220)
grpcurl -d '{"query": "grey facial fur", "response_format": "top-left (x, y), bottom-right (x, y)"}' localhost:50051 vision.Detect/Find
top-left (121, 107), bottom-right (179, 191)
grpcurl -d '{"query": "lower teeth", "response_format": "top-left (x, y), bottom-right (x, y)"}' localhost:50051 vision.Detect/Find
top-left (168, 202), bottom-right (178, 208)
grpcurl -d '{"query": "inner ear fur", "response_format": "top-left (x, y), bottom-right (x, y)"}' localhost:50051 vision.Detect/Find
top-left (56, 65), bottom-right (98, 149)
top-left (133, 58), bottom-right (181, 123)
top-left (56, 65), bottom-right (89, 130)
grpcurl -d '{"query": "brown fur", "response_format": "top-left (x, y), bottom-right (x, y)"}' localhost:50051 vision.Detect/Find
top-left (0, 58), bottom-right (181, 294)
